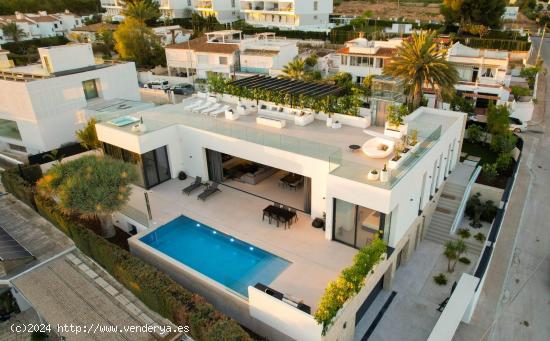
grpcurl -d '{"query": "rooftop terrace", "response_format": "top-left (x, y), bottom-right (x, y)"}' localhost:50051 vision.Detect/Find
top-left (99, 95), bottom-right (458, 190)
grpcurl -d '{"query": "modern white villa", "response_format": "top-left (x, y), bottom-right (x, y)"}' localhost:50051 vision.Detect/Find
top-left (165, 30), bottom-right (298, 78)
top-left (0, 44), bottom-right (142, 155)
top-left (241, 0), bottom-right (334, 31)
top-left (94, 74), bottom-right (466, 340)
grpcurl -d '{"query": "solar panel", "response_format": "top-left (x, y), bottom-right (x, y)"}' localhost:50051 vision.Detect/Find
top-left (0, 225), bottom-right (34, 261)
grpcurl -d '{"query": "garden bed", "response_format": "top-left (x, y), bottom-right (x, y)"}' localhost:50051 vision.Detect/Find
top-left (461, 141), bottom-right (514, 189)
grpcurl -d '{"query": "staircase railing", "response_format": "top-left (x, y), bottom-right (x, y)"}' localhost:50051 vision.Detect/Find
top-left (450, 166), bottom-right (482, 234)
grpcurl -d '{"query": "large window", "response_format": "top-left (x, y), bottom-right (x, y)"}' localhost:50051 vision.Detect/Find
top-left (82, 79), bottom-right (99, 100)
top-left (0, 118), bottom-right (22, 140)
top-left (333, 199), bottom-right (391, 249)
top-left (349, 56), bottom-right (374, 67)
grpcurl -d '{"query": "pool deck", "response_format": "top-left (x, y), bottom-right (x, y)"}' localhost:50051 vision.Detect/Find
top-left (127, 178), bottom-right (357, 312)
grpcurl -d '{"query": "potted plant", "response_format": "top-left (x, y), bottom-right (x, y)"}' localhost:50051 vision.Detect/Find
top-left (399, 137), bottom-right (410, 154)
top-left (380, 164), bottom-right (390, 182)
top-left (384, 104), bottom-right (409, 138)
top-left (367, 169), bottom-right (379, 181)
top-left (408, 129), bottom-right (419, 152)
top-left (388, 145), bottom-right (403, 169)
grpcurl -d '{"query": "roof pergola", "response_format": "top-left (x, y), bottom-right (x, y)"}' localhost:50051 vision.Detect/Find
top-left (229, 75), bottom-right (343, 98)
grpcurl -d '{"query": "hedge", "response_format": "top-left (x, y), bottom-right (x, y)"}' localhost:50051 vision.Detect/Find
top-left (34, 195), bottom-right (251, 340)
top-left (0, 166), bottom-right (42, 209)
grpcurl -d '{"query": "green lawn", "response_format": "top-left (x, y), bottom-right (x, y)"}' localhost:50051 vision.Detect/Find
top-left (461, 141), bottom-right (498, 165)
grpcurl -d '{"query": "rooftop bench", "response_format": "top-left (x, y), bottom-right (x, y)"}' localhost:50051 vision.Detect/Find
top-left (257, 116), bottom-right (286, 128)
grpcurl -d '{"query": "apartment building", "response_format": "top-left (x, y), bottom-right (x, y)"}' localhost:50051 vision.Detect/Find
top-left (159, 0), bottom-right (195, 19)
top-left (100, 0), bottom-right (126, 21)
top-left (0, 11), bottom-right (84, 44)
top-left (94, 73), bottom-right (466, 339)
top-left (195, 0), bottom-right (242, 23)
top-left (165, 30), bottom-right (298, 78)
top-left (241, 0), bottom-right (333, 31)
top-left (0, 44), bottom-right (141, 155)
top-left (336, 37), bottom-right (402, 84)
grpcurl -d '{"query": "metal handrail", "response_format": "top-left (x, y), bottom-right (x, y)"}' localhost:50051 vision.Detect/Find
top-left (450, 165), bottom-right (482, 234)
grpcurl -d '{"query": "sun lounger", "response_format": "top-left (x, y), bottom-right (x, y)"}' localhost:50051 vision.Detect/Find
top-left (211, 105), bottom-right (230, 117)
top-left (202, 103), bottom-right (222, 115)
top-left (182, 177), bottom-right (202, 195)
top-left (192, 102), bottom-right (213, 113)
top-left (197, 182), bottom-right (220, 201)
top-left (184, 99), bottom-right (205, 110)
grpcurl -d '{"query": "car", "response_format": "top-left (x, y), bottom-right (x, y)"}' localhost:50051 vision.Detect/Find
top-left (145, 80), bottom-right (170, 90)
top-left (170, 83), bottom-right (194, 95)
top-left (509, 117), bottom-right (527, 133)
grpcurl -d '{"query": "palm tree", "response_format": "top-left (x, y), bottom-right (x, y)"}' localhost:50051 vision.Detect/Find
top-left (3, 22), bottom-right (25, 42)
top-left (281, 58), bottom-right (307, 80)
top-left (383, 30), bottom-right (458, 109)
top-left (123, 0), bottom-right (160, 24)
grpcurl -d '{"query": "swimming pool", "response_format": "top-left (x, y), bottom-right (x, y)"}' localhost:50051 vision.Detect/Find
top-left (140, 215), bottom-right (290, 297)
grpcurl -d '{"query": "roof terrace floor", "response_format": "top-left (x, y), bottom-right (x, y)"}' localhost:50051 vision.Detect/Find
top-left (127, 178), bottom-right (357, 312)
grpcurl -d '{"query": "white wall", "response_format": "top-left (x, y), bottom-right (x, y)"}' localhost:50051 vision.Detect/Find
top-left (248, 286), bottom-right (322, 341)
top-left (38, 44), bottom-right (95, 74)
top-left (0, 62), bottom-right (140, 153)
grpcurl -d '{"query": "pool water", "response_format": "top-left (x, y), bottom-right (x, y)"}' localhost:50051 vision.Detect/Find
top-left (140, 215), bottom-right (290, 297)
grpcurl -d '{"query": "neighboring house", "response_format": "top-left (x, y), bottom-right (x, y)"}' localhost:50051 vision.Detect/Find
top-left (0, 43), bottom-right (141, 155)
top-left (384, 23), bottom-right (413, 35)
top-left (336, 37), bottom-right (402, 84)
top-left (241, 0), bottom-right (333, 31)
top-left (165, 30), bottom-right (299, 78)
top-left (100, 0), bottom-right (126, 22)
top-left (159, 0), bottom-right (195, 19)
top-left (152, 25), bottom-right (193, 46)
top-left (446, 42), bottom-right (513, 115)
top-left (196, 0), bottom-right (241, 23)
top-left (69, 23), bottom-right (119, 43)
top-left (0, 11), bottom-right (84, 43)
top-left (165, 30), bottom-right (241, 79)
top-left (502, 6), bottom-right (519, 21)
top-left (95, 77), bottom-right (466, 339)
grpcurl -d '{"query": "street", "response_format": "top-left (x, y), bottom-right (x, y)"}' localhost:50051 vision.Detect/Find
top-left (455, 36), bottom-right (550, 341)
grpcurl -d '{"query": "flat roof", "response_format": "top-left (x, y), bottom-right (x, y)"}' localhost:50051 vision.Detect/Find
top-left (97, 97), bottom-right (458, 189)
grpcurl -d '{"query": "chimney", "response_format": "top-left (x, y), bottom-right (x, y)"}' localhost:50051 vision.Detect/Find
top-left (38, 11), bottom-right (47, 16)
top-left (65, 9), bottom-right (70, 14)
top-left (358, 32), bottom-right (365, 39)
top-left (15, 12), bottom-right (24, 20)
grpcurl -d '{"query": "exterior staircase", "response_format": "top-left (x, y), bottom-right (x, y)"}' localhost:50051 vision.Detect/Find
top-left (425, 182), bottom-right (484, 255)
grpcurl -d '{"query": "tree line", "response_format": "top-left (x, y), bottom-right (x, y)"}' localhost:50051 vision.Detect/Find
top-left (0, 0), bottom-right (101, 15)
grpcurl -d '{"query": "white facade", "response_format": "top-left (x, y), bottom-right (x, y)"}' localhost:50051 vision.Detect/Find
top-left (159, 0), bottom-right (195, 19)
top-left (336, 38), bottom-right (402, 84)
top-left (100, 0), bottom-right (126, 21)
top-left (502, 7), bottom-right (519, 21)
top-left (195, 0), bottom-right (242, 23)
top-left (0, 44), bottom-right (140, 155)
top-left (165, 30), bottom-right (298, 78)
top-left (447, 42), bottom-right (513, 111)
top-left (241, 0), bottom-right (333, 31)
top-left (0, 11), bottom-right (83, 44)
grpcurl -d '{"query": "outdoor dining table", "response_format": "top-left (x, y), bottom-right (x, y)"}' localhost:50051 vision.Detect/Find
top-left (262, 205), bottom-right (297, 229)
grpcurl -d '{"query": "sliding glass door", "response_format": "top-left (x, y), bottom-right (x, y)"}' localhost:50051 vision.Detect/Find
top-left (142, 146), bottom-right (171, 188)
top-left (333, 199), bottom-right (390, 249)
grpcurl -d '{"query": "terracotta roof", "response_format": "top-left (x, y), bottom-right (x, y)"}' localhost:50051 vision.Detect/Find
top-left (0, 49), bottom-right (8, 53)
top-left (32, 15), bottom-right (60, 23)
top-left (73, 23), bottom-right (118, 32)
top-left (336, 46), bottom-right (396, 57)
top-left (166, 36), bottom-right (239, 54)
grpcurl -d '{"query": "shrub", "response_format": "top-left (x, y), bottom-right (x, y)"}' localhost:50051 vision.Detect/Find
top-left (457, 228), bottom-right (471, 239)
top-left (481, 200), bottom-right (498, 222)
top-left (434, 273), bottom-right (448, 285)
top-left (34, 195), bottom-right (250, 340)
top-left (483, 163), bottom-right (499, 182)
top-left (467, 124), bottom-right (484, 144)
top-left (511, 86), bottom-right (532, 98)
top-left (459, 257), bottom-right (471, 265)
top-left (314, 238), bottom-right (386, 335)
top-left (495, 152), bottom-right (513, 171)
top-left (0, 166), bottom-right (40, 209)
top-left (474, 232), bottom-right (486, 243)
